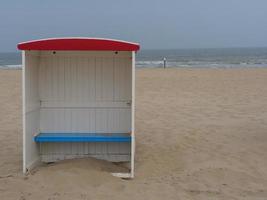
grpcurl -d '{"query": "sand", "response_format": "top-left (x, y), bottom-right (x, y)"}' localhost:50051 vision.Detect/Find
top-left (0, 68), bottom-right (267, 200)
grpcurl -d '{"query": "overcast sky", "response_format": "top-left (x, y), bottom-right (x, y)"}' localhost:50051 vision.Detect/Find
top-left (1, 0), bottom-right (267, 51)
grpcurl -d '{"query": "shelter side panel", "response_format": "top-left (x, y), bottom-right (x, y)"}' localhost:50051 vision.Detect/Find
top-left (24, 52), bottom-right (41, 170)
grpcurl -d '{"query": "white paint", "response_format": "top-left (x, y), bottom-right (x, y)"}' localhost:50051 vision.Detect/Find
top-left (38, 52), bottom-right (132, 134)
top-left (23, 51), bottom-right (41, 173)
top-left (40, 108), bottom-right (131, 133)
top-left (41, 101), bottom-right (130, 108)
top-left (40, 142), bottom-right (131, 162)
top-left (23, 50), bottom-right (135, 176)
top-left (131, 51), bottom-right (136, 178)
top-left (22, 50), bottom-right (26, 173)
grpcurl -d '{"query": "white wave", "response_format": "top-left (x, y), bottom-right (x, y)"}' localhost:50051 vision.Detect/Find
top-left (0, 64), bottom-right (22, 69)
top-left (136, 60), bottom-right (267, 68)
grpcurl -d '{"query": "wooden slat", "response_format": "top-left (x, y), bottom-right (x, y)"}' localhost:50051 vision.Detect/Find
top-left (41, 101), bottom-right (130, 108)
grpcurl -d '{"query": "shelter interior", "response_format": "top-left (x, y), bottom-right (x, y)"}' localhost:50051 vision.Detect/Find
top-left (24, 50), bottom-right (133, 167)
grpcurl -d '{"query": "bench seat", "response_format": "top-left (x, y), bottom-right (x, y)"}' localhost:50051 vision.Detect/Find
top-left (34, 133), bottom-right (131, 142)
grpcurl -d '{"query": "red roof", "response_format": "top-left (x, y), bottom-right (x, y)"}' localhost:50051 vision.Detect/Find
top-left (17, 37), bottom-right (140, 51)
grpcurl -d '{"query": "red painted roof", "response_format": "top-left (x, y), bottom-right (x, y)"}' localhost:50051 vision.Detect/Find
top-left (17, 37), bottom-right (140, 51)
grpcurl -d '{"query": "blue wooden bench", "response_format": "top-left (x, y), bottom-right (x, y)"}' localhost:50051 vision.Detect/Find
top-left (34, 133), bottom-right (131, 142)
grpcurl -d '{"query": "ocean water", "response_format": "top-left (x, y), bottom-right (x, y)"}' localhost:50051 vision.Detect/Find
top-left (1, 48), bottom-right (267, 69)
top-left (136, 48), bottom-right (267, 68)
top-left (0, 52), bottom-right (21, 69)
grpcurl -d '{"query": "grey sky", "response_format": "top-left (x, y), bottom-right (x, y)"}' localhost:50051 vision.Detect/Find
top-left (0, 0), bottom-right (267, 51)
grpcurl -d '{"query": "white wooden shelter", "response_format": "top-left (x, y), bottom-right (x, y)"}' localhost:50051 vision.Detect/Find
top-left (18, 38), bottom-right (140, 178)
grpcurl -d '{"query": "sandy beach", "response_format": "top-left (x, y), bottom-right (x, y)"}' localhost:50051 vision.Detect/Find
top-left (0, 68), bottom-right (267, 200)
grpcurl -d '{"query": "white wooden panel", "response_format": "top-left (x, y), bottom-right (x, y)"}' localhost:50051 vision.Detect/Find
top-left (40, 108), bottom-right (131, 133)
top-left (40, 154), bottom-right (131, 163)
top-left (87, 58), bottom-right (96, 101)
top-left (102, 58), bottom-right (114, 101)
top-left (37, 51), bottom-right (132, 163)
top-left (57, 57), bottom-right (65, 101)
top-left (70, 57), bottom-right (78, 102)
top-left (64, 57), bottom-right (72, 102)
top-left (79, 58), bottom-right (88, 101)
top-left (25, 54), bottom-right (39, 108)
top-left (95, 58), bottom-right (103, 101)
top-left (114, 57), bottom-right (132, 101)
top-left (38, 58), bottom-right (46, 100)
top-left (95, 109), bottom-right (108, 133)
top-left (24, 51), bottom-right (41, 173)
top-left (22, 51), bottom-right (25, 172)
top-left (126, 57), bottom-right (132, 100)
top-left (64, 109), bottom-right (72, 132)
top-left (39, 52), bottom-right (132, 133)
top-left (46, 57), bottom-right (53, 101)
top-left (39, 52), bottom-right (131, 103)
top-left (41, 101), bottom-right (129, 108)
top-left (131, 51), bottom-right (135, 178)
top-left (40, 142), bottom-right (131, 162)
top-left (25, 110), bottom-right (40, 161)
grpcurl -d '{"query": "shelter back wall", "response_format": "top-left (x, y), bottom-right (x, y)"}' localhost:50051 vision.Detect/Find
top-left (37, 51), bottom-right (132, 133)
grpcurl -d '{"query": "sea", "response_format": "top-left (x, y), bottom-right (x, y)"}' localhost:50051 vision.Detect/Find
top-left (1, 47), bottom-right (267, 69)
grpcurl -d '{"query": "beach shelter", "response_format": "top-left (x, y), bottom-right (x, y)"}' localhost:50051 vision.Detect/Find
top-left (18, 38), bottom-right (140, 178)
